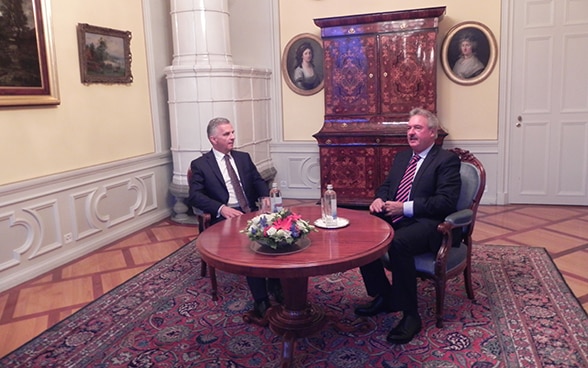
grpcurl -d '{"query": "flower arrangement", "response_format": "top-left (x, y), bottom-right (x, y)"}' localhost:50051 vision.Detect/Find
top-left (241, 209), bottom-right (316, 250)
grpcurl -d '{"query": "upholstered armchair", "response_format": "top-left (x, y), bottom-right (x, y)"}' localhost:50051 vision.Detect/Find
top-left (382, 148), bottom-right (486, 327)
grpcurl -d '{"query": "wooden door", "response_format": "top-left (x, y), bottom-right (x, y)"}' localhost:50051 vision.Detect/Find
top-left (507, 0), bottom-right (588, 205)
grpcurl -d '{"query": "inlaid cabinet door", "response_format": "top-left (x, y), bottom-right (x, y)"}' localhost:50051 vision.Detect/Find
top-left (379, 30), bottom-right (438, 115)
top-left (318, 146), bottom-right (378, 201)
top-left (323, 35), bottom-right (378, 116)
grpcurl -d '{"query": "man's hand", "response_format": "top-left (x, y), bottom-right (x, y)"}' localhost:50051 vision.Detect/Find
top-left (382, 201), bottom-right (404, 217)
top-left (221, 206), bottom-right (244, 219)
top-left (369, 198), bottom-right (386, 213)
top-left (370, 198), bottom-right (404, 217)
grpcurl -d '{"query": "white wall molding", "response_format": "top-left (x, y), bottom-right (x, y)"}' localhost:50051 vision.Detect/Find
top-left (271, 140), bottom-right (499, 205)
top-left (0, 153), bottom-right (173, 292)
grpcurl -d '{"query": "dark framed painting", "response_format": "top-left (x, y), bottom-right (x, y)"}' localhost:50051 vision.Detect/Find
top-left (76, 23), bottom-right (132, 84)
top-left (0, 0), bottom-right (60, 106)
top-left (281, 33), bottom-right (324, 96)
top-left (441, 21), bottom-right (498, 86)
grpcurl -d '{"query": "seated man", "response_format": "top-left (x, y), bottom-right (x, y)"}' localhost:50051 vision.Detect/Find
top-left (188, 117), bottom-right (281, 319)
top-left (355, 108), bottom-right (461, 344)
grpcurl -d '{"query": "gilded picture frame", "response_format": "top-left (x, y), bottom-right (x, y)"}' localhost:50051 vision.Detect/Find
top-left (76, 23), bottom-right (132, 84)
top-left (281, 33), bottom-right (324, 96)
top-left (0, 0), bottom-right (60, 107)
top-left (441, 21), bottom-right (498, 86)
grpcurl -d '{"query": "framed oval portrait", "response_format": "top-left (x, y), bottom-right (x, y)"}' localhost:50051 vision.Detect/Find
top-left (441, 21), bottom-right (498, 86)
top-left (281, 33), bottom-right (324, 96)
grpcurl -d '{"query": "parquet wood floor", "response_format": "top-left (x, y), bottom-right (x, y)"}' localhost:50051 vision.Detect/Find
top-left (1, 200), bottom-right (587, 357)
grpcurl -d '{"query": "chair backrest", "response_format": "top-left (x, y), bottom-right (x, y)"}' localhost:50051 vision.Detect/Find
top-left (450, 148), bottom-right (486, 238)
top-left (456, 163), bottom-right (481, 211)
top-left (187, 168), bottom-right (212, 232)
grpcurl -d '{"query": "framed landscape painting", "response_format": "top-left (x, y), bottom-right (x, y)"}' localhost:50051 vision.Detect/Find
top-left (0, 0), bottom-right (60, 106)
top-left (76, 23), bottom-right (132, 84)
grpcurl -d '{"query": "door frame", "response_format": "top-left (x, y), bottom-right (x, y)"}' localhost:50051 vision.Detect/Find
top-left (496, 0), bottom-right (515, 205)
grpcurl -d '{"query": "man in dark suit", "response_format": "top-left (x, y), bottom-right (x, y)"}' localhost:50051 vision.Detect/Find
top-left (188, 117), bottom-right (280, 319)
top-left (354, 108), bottom-right (461, 344)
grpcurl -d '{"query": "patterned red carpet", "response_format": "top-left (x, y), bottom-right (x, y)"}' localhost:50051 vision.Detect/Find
top-left (2, 242), bottom-right (587, 367)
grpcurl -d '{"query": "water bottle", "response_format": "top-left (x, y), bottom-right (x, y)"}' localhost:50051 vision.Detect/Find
top-left (322, 184), bottom-right (337, 226)
top-left (269, 182), bottom-right (283, 212)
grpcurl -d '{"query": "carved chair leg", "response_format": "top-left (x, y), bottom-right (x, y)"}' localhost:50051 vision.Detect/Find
top-left (464, 267), bottom-right (475, 300)
top-left (435, 278), bottom-right (447, 328)
top-left (210, 266), bottom-right (218, 301)
top-left (200, 260), bottom-right (218, 301)
top-left (200, 260), bottom-right (207, 277)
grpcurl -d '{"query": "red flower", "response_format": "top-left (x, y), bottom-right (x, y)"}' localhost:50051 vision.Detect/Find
top-left (273, 216), bottom-right (293, 231)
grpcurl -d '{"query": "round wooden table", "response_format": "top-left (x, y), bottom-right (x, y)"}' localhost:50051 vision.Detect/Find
top-left (196, 205), bottom-right (393, 367)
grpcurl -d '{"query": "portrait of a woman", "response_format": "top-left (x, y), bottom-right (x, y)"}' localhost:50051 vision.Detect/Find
top-left (452, 33), bottom-right (485, 79)
top-left (282, 33), bottom-right (324, 95)
top-left (441, 22), bottom-right (497, 85)
top-left (293, 42), bottom-right (321, 90)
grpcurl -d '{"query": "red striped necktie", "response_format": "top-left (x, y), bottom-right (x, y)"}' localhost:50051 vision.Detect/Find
top-left (391, 154), bottom-right (421, 222)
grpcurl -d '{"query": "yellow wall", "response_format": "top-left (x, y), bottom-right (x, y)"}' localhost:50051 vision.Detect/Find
top-left (1, 1), bottom-right (499, 185)
top-left (0, 0), bottom-right (154, 185)
top-left (279, 0), bottom-right (500, 141)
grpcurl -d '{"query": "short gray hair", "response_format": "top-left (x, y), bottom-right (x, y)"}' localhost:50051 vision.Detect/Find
top-left (409, 108), bottom-right (440, 138)
top-left (207, 117), bottom-right (231, 137)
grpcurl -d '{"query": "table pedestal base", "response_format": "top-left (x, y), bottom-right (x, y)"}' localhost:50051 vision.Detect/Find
top-left (267, 304), bottom-right (326, 367)
top-left (266, 277), bottom-right (326, 367)
top-left (267, 303), bottom-right (326, 335)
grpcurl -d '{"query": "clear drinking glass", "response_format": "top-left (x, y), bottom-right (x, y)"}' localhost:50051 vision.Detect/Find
top-left (257, 197), bottom-right (271, 213)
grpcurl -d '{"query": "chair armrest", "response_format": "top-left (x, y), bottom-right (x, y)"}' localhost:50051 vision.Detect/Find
top-left (437, 209), bottom-right (473, 234)
top-left (445, 209), bottom-right (473, 227)
top-left (434, 209), bottom-right (473, 273)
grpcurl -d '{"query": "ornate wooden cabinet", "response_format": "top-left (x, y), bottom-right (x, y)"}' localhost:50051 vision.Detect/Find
top-left (313, 7), bottom-right (446, 207)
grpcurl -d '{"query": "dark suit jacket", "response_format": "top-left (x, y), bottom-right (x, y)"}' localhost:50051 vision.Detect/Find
top-left (188, 150), bottom-right (269, 218)
top-left (376, 145), bottom-right (461, 231)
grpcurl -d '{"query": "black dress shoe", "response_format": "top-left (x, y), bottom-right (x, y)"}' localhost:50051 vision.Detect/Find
top-left (386, 314), bottom-right (422, 344)
top-left (253, 299), bottom-right (271, 318)
top-left (354, 295), bottom-right (396, 317)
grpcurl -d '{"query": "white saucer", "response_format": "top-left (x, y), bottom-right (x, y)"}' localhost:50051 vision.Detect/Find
top-left (313, 217), bottom-right (350, 229)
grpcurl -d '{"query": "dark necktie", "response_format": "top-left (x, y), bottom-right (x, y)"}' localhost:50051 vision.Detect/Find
top-left (391, 154), bottom-right (421, 222)
top-left (224, 155), bottom-right (250, 213)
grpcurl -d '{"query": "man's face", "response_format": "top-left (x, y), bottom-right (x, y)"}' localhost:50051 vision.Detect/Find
top-left (407, 114), bottom-right (436, 153)
top-left (209, 123), bottom-right (235, 154)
